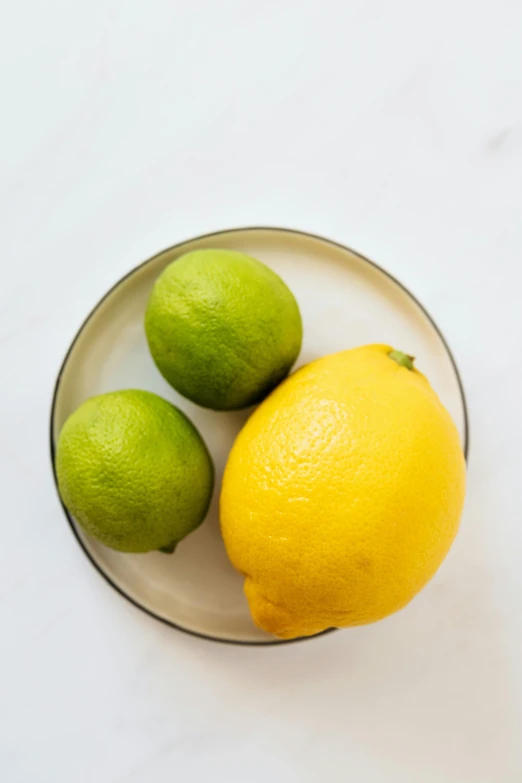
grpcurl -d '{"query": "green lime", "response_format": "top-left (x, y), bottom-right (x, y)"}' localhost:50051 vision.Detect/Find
top-left (55, 390), bottom-right (214, 553)
top-left (144, 249), bottom-right (303, 410)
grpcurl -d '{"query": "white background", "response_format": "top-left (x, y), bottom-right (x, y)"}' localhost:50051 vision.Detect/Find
top-left (1, 2), bottom-right (522, 781)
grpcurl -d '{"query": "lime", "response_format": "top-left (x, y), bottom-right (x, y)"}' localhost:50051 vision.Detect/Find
top-left (55, 390), bottom-right (214, 553)
top-left (144, 249), bottom-right (303, 410)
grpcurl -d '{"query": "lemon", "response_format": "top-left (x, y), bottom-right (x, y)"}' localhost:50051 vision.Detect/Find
top-left (220, 345), bottom-right (466, 639)
top-left (56, 390), bottom-right (214, 553)
top-left (144, 249), bottom-right (302, 410)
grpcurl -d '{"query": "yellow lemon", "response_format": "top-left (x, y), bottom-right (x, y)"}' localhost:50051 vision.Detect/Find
top-left (220, 345), bottom-right (466, 639)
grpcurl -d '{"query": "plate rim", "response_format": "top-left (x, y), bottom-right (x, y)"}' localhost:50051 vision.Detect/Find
top-left (49, 225), bottom-right (470, 646)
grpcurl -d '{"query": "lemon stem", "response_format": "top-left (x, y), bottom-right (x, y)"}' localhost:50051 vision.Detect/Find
top-left (388, 350), bottom-right (415, 371)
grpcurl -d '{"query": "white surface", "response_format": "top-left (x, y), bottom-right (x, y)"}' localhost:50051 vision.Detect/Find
top-left (52, 228), bottom-right (467, 643)
top-left (1, 1), bottom-right (521, 780)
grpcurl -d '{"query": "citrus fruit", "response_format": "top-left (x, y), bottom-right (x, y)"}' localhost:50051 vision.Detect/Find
top-left (56, 390), bottom-right (214, 553)
top-left (144, 249), bottom-right (303, 410)
top-left (220, 345), bottom-right (466, 639)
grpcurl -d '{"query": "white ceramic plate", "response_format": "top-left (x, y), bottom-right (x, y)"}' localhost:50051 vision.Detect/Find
top-left (50, 227), bottom-right (469, 645)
